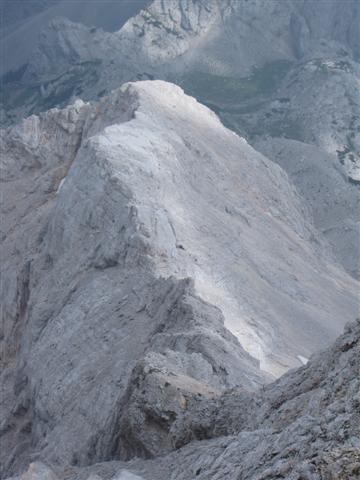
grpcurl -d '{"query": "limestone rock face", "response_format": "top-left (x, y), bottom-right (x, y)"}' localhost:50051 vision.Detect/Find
top-left (245, 57), bottom-right (360, 181)
top-left (8, 462), bottom-right (59, 480)
top-left (156, 319), bottom-right (360, 480)
top-left (254, 138), bottom-right (360, 279)
top-left (1, 0), bottom-right (359, 281)
top-left (1, 81), bottom-right (358, 477)
top-left (18, 320), bottom-right (360, 480)
top-left (1, 1), bottom-right (359, 479)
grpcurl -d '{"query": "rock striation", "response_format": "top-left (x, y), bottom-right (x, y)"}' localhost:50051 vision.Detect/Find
top-left (1, 81), bottom-right (358, 477)
top-left (9, 319), bottom-right (360, 480)
top-left (1, 0), bottom-right (359, 279)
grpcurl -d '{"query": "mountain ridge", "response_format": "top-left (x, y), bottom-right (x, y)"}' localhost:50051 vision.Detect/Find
top-left (1, 0), bottom-right (359, 279)
top-left (1, 1), bottom-right (359, 478)
top-left (1, 80), bottom-right (358, 476)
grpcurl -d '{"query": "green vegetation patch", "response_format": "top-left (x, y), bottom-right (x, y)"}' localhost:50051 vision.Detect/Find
top-left (0, 60), bottom-right (101, 122)
top-left (181, 60), bottom-right (292, 106)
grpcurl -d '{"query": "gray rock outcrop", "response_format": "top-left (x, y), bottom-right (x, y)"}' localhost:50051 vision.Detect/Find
top-left (13, 319), bottom-right (360, 480)
top-left (1, 0), bottom-right (359, 280)
top-left (1, 80), bottom-right (358, 477)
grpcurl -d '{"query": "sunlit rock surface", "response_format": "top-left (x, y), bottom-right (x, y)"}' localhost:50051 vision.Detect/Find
top-left (1, 81), bottom-right (358, 476)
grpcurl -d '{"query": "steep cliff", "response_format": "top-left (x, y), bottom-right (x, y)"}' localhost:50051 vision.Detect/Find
top-left (9, 320), bottom-right (360, 479)
top-left (1, 81), bottom-right (357, 477)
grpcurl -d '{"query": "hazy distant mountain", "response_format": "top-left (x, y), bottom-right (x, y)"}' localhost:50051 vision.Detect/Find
top-left (0, 0), bottom-right (149, 75)
top-left (0, 0), bottom-right (60, 28)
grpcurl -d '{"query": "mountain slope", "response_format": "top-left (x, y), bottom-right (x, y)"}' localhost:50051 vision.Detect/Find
top-left (11, 319), bottom-right (360, 480)
top-left (3, 0), bottom-right (359, 123)
top-left (0, 0), bottom-right (149, 75)
top-left (1, 0), bottom-right (359, 280)
top-left (254, 138), bottom-right (360, 278)
top-left (1, 81), bottom-right (358, 476)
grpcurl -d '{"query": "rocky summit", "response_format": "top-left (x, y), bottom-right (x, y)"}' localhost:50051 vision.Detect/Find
top-left (0, 1), bottom-right (359, 479)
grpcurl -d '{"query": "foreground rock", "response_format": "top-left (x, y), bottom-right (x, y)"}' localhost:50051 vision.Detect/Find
top-left (10, 320), bottom-right (360, 480)
top-left (1, 81), bottom-right (358, 476)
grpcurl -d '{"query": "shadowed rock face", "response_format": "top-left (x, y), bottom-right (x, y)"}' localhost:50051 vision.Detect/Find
top-left (0, 0), bottom-right (149, 76)
top-left (150, 319), bottom-right (360, 480)
top-left (10, 320), bottom-right (360, 480)
top-left (1, 81), bottom-right (358, 477)
top-left (254, 138), bottom-right (360, 279)
top-left (0, 0), bottom-right (60, 28)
